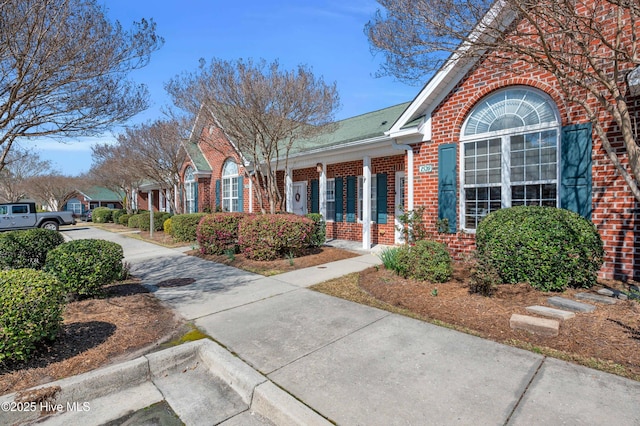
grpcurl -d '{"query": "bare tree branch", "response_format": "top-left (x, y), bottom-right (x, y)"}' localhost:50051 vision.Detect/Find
top-left (0, 0), bottom-right (163, 172)
top-left (166, 58), bottom-right (340, 213)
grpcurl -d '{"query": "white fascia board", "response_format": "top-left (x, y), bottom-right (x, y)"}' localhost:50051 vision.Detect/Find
top-left (279, 136), bottom-right (400, 170)
top-left (389, 0), bottom-right (513, 135)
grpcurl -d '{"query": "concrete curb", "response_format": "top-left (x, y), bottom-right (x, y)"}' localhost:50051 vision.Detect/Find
top-left (0, 339), bottom-right (331, 426)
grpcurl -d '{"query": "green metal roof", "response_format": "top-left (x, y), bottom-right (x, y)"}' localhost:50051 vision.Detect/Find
top-left (81, 186), bottom-right (123, 201)
top-left (288, 102), bottom-right (411, 156)
top-left (184, 139), bottom-right (212, 172)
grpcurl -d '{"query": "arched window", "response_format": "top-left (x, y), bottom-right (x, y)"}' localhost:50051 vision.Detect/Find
top-left (460, 87), bottom-right (560, 230)
top-left (222, 160), bottom-right (239, 212)
top-left (184, 166), bottom-right (197, 213)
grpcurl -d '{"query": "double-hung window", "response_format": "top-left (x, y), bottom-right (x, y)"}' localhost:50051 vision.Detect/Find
top-left (184, 166), bottom-right (196, 213)
top-left (326, 178), bottom-right (335, 221)
top-left (357, 175), bottom-right (377, 222)
top-left (461, 87), bottom-right (560, 230)
top-left (222, 160), bottom-right (239, 212)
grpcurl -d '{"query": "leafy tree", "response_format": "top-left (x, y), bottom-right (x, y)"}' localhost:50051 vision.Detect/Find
top-left (0, 0), bottom-right (163, 173)
top-left (367, 0), bottom-right (640, 201)
top-left (166, 58), bottom-right (340, 213)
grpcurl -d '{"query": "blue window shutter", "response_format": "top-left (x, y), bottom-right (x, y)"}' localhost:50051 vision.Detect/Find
top-left (335, 177), bottom-right (343, 222)
top-left (215, 179), bottom-right (221, 210)
top-left (376, 173), bottom-right (388, 224)
top-left (194, 181), bottom-right (199, 213)
top-left (561, 123), bottom-right (592, 220)
top-left (237, 176), bottom-right (244, 212)
top-left (438, 144), bottom-right (457, 233)
top-left (311, 179), bottom-right (319, 213)
top-left (346, 176), bottom-right (356, 223)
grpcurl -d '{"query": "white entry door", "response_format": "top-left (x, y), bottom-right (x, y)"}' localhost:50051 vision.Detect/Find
top-left (292, 181), bottom-right (307, 215)
top-left (395, 171), bottom-right (406, 244)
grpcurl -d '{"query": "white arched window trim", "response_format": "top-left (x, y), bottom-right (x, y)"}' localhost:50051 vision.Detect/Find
top-left (459, 87), bottom-right (561, 231)
top-left (184, 166), bottom-right (196, 213)
top-left (222, 160), bottom-right (240, 212)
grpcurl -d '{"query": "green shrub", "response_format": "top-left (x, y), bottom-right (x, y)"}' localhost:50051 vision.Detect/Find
top-left (111, 209), bottom-right (127, 224)
top-left (0, 269), bottom-right (65, 362)
top-left (91, 207), bottom-right (113, 223)
top-left (44, 239), bottom-right (124, 297)
top-left (197, 213), bottom-right (249, 255)
top-left (171, 213), bottom-right (207, 242)
top-left (305, 213), bottom-right (326, 247)
top-left (135, 211), bottom-right (172, 232)
top-left (476, 206), bottom-right (604, 291)
top-left (163, 217), bottom-right (173, 235)
top-left (395, 240), bottom-right (452, 283)
top-left (238, 214), bottom-right (314, 261)
top-left (0, 229), bottom-right (65, 270)
top-left (127, 213), bottom-right (145, 228)
top-left (118, 214), bottom-right (131, 226)
top-left (379, 247), bottom-right (406, 275)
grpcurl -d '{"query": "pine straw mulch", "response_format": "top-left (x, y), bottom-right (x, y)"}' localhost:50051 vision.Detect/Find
top-left (188, 246), bottom-right (360, 276)
top-left (313, 263), bottom-right (640, 381)
top-left (0, 281), bottom-right (186, 395)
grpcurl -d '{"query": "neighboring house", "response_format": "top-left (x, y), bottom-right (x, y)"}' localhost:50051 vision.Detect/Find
top-left (65, 186), bottom-right (124, 215)
top-left (178, 6), bottom-right (638, 281)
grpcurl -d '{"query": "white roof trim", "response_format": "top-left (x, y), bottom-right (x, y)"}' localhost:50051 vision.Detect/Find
top-left (388, 0), bottom-right (516, 138)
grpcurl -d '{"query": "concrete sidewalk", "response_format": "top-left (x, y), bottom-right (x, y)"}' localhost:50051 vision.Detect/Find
top-left (6, 226), bottom-right (640, 425)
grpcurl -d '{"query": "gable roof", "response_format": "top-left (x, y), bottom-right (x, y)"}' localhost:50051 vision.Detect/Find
top-left (388, 1), bottom-right (518, 138)
top-left (78, 186), bottom-right (123, 201)
top-left (288, 102), bottom-right (411, 156)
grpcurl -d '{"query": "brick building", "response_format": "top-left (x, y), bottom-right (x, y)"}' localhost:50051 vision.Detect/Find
top-left (174, 3), bottom-right (638, 280)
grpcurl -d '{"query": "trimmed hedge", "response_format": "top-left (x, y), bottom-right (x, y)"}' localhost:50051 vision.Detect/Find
top-left (44, 239), bottom-right (124, 297)
top-left (197, 213), bottom-right (250, 255)
top-left (111, 209), bottom-right (127, 224)
top-left (127, 213), bottom-right (145, 228)
top-left (395, 240), bottom-right (452, 283)
top-left (305, 213), bottom-right (326, 247)
top-left (476, 206), bottom-right (604, 291)
top-left (0, 269), bottom-right (65, 362)
top-left (134, 211), bottom-right (172, 232)
top-left (171, 213), bottom-right (207, 242)
top-left (238, 214), bottom-right (314, 261)
top-left (0, 229), bottom-right (65, 270)
top-left (118, 213), bottom-right (131, 226)
top-left (91, 207), bottom-right (113, 223)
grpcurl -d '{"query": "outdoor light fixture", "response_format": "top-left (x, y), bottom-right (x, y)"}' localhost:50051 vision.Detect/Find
top-left (627, 65), bottom-right (640, 97)
top-left (316, 163), bottom-right (323, 173)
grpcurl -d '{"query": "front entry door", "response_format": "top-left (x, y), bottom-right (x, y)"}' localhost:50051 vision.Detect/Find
top-left (395, 171), bottom-right (406, 244)
top-left (292, 182), bottom-right (307, 215)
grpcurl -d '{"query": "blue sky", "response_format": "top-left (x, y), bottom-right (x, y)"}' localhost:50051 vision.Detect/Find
top-left (33, 0), bottom-right (420, 176)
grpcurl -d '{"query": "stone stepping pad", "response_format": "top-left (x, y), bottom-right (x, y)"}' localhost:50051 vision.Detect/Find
top-left (575, 292), bottom-right (617, 305)
top-left (547, 296), bottom-right (595, 313)
top-left (510, 314), bottom-right (559, 337)
top-left (525, 305), bottom-right (575, 320)
top-left (596, 288), bottom-right (628, 300)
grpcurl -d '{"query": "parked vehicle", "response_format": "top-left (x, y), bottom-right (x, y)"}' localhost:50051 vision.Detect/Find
top-left (0, 202), bottom-right (76, 231)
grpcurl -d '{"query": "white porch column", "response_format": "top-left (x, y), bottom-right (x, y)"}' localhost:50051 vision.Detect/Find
top-left (362, 156), bottom-right (371, 250)
top-left (159, 189), bottom-right (166, 212)
top-left (248, 175), bottom-right (254, 213)
top-left (285, 168), bottom-right (293, 213)
top-left (319, 162), bottom-right (327, 219)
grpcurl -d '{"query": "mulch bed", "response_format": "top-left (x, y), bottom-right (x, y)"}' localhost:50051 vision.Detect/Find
top-left (358, 264), bottom-right (640, 380)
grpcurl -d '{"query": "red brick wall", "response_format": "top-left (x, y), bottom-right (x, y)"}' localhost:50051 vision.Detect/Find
top-left (419, 33), bottom-right (639, 280)
top-left (292, 155), bottom-right (405, 245)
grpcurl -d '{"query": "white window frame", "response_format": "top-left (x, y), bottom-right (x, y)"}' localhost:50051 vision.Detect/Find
top-left (460, 87), bottom-right (561, 232)
top-left (357, 175), bottom-right (377, 223)
top-left (184, 166), bottom-right (196, 214)
top-left (326, 178), bottom-right (335, 222)
top-left (222, 160), bottom-right (239, 212)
